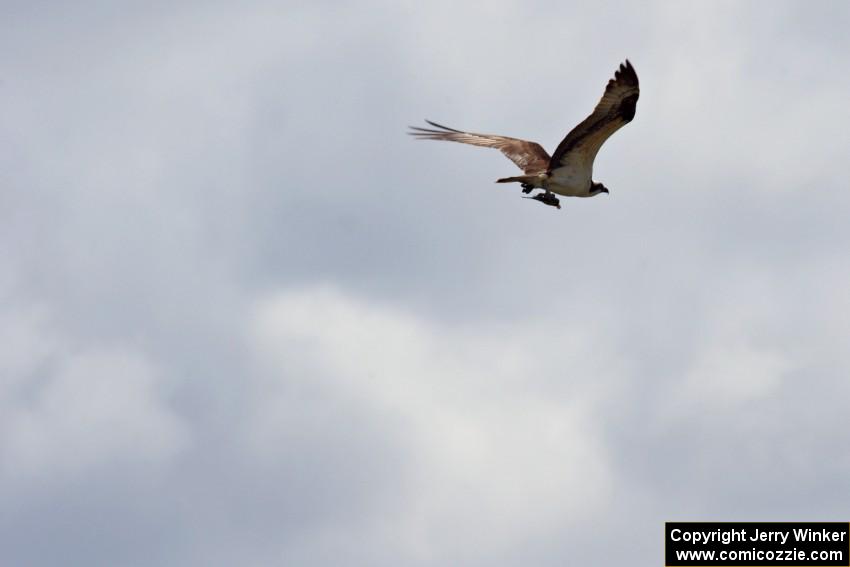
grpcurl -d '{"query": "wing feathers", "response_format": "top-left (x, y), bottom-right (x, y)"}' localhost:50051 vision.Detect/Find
top-left (548, 60), bottom-right (639, 172)
top-left (408, 120), bottom-right (551, 174)
top-left (407, 61), bottom-right (639, 181)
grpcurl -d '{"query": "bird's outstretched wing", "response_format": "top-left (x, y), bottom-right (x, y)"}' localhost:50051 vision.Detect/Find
top-left (548, 60), bottom-right (639, 173)
top-left (409, 120), bottom-right (551, 174)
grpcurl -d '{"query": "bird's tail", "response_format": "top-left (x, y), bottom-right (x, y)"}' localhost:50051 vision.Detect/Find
top-left (496, 175), bottom-right (536, 184)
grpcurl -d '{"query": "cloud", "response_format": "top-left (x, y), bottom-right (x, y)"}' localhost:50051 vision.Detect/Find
top-left (0, 304), bottom-right (188, 481)
top-left (248, 285), bottom-right (617, 561)
top-left (681, 345), bottom-right (788, 406)
top-left (2, 0), bottom-right (850, 565)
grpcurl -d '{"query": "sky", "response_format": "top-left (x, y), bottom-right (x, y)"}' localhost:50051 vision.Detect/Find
top-left (1, 1), bottom-right (850, 565)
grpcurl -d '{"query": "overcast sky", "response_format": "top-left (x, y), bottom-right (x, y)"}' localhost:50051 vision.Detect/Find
top-left (2, 1), bottom-right (850, 566)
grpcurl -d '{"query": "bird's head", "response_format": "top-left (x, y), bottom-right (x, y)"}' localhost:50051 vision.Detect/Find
top-left (590, 182), bottom-right (609, 196)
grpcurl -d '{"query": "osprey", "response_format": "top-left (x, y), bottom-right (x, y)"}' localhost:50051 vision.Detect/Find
top-left (409, 60), bottom-right (639, 209)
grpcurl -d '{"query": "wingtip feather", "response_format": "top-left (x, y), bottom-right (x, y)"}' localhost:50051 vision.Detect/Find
top-left (424, 119), bottom-right (464, 133)
top-left (611, 59), bottom-right (638, 88)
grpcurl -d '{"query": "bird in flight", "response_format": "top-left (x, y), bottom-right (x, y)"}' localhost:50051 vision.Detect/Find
top-left (409, 60), bottom-right (639, 209)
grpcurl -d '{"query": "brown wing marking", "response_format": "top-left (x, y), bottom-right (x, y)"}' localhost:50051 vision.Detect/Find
top-left (548, 60), bottom-right (640, 172)
top-left (409, 120), bottom-right (551, 174)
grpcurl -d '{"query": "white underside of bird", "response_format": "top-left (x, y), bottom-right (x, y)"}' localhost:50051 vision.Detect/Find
top-left (503, 149), bottom-right (598, 196)
top-left (528, 165), bottom-right (594, 197)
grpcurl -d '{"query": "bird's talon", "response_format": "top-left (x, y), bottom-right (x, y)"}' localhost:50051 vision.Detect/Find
top-left (523, 192), bottom-right (561, 209)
